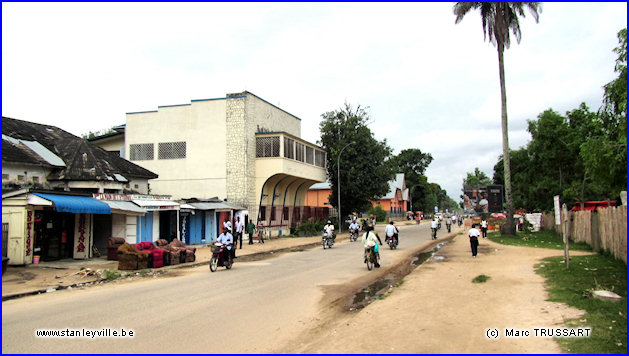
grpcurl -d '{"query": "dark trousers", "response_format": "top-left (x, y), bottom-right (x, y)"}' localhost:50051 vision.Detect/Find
top-left (470, 238), bottom-right (478, 256)
top-left (481, 227), bottom-right (487, 238)
top-left (248, 232), bottom-right (254, 244)
top-left (235, 231), bottom-right (243, 249)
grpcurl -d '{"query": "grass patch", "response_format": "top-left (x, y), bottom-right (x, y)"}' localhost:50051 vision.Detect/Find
top-left (488, 229), bottom-right (592, 251)
top-left (535, 254), bottom-right (626, 353)
top-left (103, 269), bottom-right (121, 281)
top-left (472, 274), bottom-right (491, 283)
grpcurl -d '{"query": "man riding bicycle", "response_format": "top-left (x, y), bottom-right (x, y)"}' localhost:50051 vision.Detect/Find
top-left (362, 224), bottom-right (383, 268)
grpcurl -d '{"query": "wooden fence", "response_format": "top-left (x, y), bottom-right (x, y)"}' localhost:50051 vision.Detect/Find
top-left (541, 205), bottom-right (627, 263)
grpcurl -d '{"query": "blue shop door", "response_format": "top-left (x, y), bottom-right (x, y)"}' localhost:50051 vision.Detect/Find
top-left (188, 212), bottom-right (204, 245)
top-left (205, 212), bottom-right (216, 243)
top-left (137, 212), bottom-right (153, 242)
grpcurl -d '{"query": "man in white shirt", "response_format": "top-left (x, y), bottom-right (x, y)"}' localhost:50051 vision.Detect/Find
top-left (324, 221), bottom-right (335, 241)
top-left (217, 228), bottom-right (234, 262)
top-left (349, 220), bottom-right (360, 240)
top-left (234, 216), bottom-right (244, 250)
top-left (481, 219), bottom-right (488, 238)
top-left (468, 223), bottom-right (481, 258)
top-left (430, 218), bottom-right (438, 240)
top-left (384, 221), bottom-right (399, 245)
top-left (223, 219), bottom-right (232, 233)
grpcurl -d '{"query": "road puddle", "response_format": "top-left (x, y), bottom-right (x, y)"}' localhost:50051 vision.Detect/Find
top-left (349, 241), bottom-right (449, 311)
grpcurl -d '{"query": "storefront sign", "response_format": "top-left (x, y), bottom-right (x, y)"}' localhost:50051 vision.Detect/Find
top-left (74, 213), bottom-right (90, 259)
top-left (26, 210), bottom-right (33, 257)
top-left (131, 194), bottom-right (172, 201)
top-left (92, 193), bottom-right (131, 201)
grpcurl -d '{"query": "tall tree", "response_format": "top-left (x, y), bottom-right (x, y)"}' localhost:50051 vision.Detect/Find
top-left (580, 28), bottom-right (627, 195)
top-left (463, 167), bottom-right (493, 187)
top-left (454, 2), bottom-right (541, 235)
top-left (319, 103), bottom-right (394, 219)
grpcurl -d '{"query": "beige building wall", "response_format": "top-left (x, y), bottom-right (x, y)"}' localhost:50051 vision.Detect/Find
top-left (126, 99), bottom-right (228, 199)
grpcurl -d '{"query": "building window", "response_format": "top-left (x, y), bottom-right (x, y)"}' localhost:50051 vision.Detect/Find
top-left (284, 138), bottom-right (295, 159)
top-left (270, 206), bottom-right (276, 221)
top-left (295, 142), bottom-right (305, 162)
top-left (260, 207), bottom-right (266, 221)
top-left (282, 207), bottom-right (289, 220)
top-left (305, 147), bottom-right (314, 164)
top-left (130, 143), bottom-right (154, 160)
top-left (256, 137), bottom-right (280, 157)
top-left (158, 141), bottom-right (186, 159)
top-left (315, 150), bottom-right (326, 168)
top-left (17, 175), bottom-right (25, 182)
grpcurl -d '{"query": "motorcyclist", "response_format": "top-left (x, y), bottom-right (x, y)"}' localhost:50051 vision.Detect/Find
top-left (361, 224), bottom-right (383, 268)
top-left (384, 221), bottom-right (399, 246)
top-left (216, 227), bottom-right (234, 262)
top-left (348, 220), bottom-right (360, 239)
top-left (323, 220), bottom-right (335, 241)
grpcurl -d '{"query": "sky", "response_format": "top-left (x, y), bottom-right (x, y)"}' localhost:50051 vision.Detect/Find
top-left (2, 2), bottom-right (627, 203)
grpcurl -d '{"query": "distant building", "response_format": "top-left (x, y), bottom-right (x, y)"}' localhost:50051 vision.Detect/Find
top-left (305, 173), bottom-right (410, 217)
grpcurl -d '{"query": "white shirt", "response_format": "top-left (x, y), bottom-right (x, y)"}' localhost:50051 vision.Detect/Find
top-left (235, 219), bottom-right (244, 233)
top-left (481, 220), bottom-right (488, 228)
top-left (468, 228), bottom-right (481, 239)
top-left (385, 224), bottom-right (398, 237)
top-left (324, 224), bottom-right (335, 236)
top-left (362, 231), bottom-right (378, 248)
top-left (349, 222), bottom-right (359, 230)
top-left (430, 220), bottom-right (438, 229)
top-left (223, 221), bottom-right (232, 232)
top-left (446, 217), bottom-right (452, 225)
top-left (217, 232), bottom-right (233, 250)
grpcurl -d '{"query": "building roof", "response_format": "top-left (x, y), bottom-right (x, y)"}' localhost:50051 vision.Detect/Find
top-left (2, 117), bottom-right (158, 182)
top-left (380, 173), bottom-right (406, 200)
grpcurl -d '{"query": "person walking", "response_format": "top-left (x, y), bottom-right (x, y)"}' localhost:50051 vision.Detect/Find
top-left (256, 219), bottom-right (265, 243)
top-left (445, 215), bottom-right (452, 233)
top-left (234, 216), bottom-right (244, 249)
top-left (430, 218), bottom-right (438, 240)
top-left (481, 219), bottom-right (488, 238)
top-left (247, 219), bottom-right (256, 245)
top-left (468, 223), bottom-right (481, 258)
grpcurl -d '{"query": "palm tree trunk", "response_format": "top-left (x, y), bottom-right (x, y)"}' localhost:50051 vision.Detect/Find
top-left (497, 43), bottom-right (516, 235)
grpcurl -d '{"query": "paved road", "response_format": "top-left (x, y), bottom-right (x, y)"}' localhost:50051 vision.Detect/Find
top-left (2, 222), bottom-right (456, 353)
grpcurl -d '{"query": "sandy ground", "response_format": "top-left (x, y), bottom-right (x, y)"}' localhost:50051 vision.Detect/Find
top-left (276, 233), bottom-right (592, 354)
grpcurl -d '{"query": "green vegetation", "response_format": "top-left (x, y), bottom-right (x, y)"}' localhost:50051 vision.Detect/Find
top-left (290, 220), bottom-right (327, 237)
top-left (535, 254), bottom-right (626, 353)
top-left (472, 274), bottom-right (491, 283)
top-left (367, 205), bottom-right (387, 223)
top-left (103, 269), bottom-right (121, 281)
top-left (488, 230), bottom-right (592, 252)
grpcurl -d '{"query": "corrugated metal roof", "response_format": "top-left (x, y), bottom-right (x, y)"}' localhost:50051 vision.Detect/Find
top-left (100, 200), bottom-right (146, 214)
top-left (188, 202), bottom-right (246, 211)
top-left (33, 193), bottom-right (111, 214)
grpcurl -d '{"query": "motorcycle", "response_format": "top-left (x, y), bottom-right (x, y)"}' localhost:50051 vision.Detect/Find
top-left (209, 242), bottom-right (233, 272)
top-left (322, 232), bottom-right (334, 249)
top-left (349, 229), bottom-right (358, 242)
top-left (386, 233), bottom-right (398, 250)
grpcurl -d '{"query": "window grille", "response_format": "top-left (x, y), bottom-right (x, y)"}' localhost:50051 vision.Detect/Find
top-left (158, 141), bottom-right (186, 159)
top-left (284, 138), bottom-right (295, 159)
top-left (305, 147), bottom-right (314, 164)
top-left (256, 137), bottom-right (280, 157)
top-left (295, 142), bottom-right (305, 162)
top-left (260, 207), bottom-right (266, 221)
top-left (130, 143), bottom-right (154, 160)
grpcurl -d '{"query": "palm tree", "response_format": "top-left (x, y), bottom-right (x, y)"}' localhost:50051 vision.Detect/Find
top-left (454, 2), bottom-right (541, 235)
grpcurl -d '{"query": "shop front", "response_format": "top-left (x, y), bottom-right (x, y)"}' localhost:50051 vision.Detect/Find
top-left (2, 191), bottom-right (111, 265)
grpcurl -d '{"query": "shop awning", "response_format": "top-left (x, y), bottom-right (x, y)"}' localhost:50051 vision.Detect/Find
top-left (132, 199), bottom-right (180, 211)
top-left (100, 200), bottom-right (146, 215)
top-left (33, 193), bottom-right (111, 214)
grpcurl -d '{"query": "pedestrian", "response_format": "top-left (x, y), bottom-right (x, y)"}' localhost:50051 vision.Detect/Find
top-left (445, 215), bottom-right (452, 233)
top-left (430, 218), bottom-right (438, 240)
top-left (234, 216), bottom-right (244, 249)
top-left (223, 218), bottom-right (232, 233)
top-left (468, 223), bottom-right (480, 258)
top-left (256, 219), bottom-right (265, 243)
top-left (247, 219), bottom-right (256, 245)
top-left (415, 214), bottom-right (420, 225)
top-left (480, 219), bottom-right (488, 238)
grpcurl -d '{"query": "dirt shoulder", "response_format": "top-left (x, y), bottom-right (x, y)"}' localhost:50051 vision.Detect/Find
top-left (277, 233), bottom-right (593, 354)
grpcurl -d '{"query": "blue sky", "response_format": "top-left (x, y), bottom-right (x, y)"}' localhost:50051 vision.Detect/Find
top-left (2, 2), bottom-right (627, 202)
